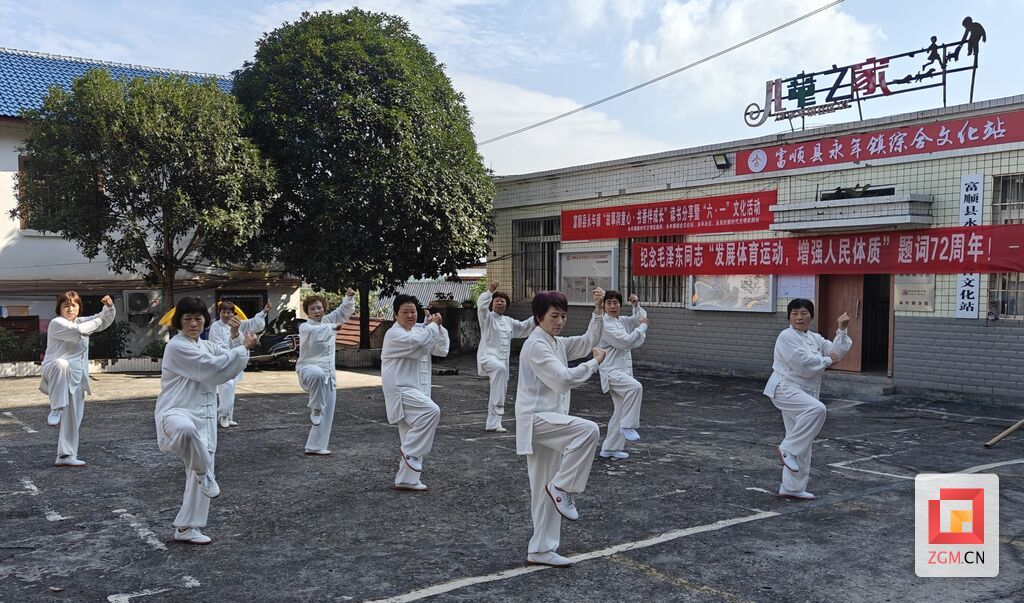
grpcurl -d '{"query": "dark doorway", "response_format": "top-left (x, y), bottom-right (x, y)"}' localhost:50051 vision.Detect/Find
top-left (862, 274), bottom-right (890, 373)
top-left (216, 290), bottom-right (266, 322)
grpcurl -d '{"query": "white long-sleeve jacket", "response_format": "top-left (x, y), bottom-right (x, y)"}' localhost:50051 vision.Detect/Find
top-left (476, 290), bottom-right (535, 375)
top-left (296, 296), bottom-right (355, 375)
top-left (763, 326), bottom-right (853, 400)
top-left (154, 333), bottom-right (249, 453)
top-left (208, 310), bottom-right (266, 380)
top-left (514, 313), bottom-right (603, 455)
top-left (381, 322), bottom-right (450, 424)
top-left (597, 305), bottom-right (648, 392)
top-left (39, 305), bottom-right (116, 396)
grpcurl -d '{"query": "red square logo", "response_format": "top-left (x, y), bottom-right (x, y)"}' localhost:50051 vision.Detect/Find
top-left (928, 488), bottom-right (984, 545)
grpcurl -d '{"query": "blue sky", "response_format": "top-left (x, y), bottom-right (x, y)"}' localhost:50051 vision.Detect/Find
top-left (1, 0), bottom-right (1019, 175)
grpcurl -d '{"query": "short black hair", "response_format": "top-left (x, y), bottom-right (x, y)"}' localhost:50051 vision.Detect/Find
top-left (787, 298), bottom-right (815, 318)
top-left (531, 290), bottom-right (568, 323)
top-left (489, 291), bottom-right (511, 310)
top-left (172, 296), bottom-right (211, 330)
top-left (602, 290), bottom-right (623, 305)
top-left (393, 294), bottom-right (422, 317)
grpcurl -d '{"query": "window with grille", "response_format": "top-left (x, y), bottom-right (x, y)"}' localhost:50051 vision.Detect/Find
top-left (625, 236), bottom-right (686, 306)
top-left (988, 175), bottom-right (1024, 319)
top-left (512, 217), bottom-right (561, 301)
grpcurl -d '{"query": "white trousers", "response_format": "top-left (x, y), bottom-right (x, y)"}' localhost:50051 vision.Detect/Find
top-left (42, 359), bottom-right (82, 410)
top-left (480, 356), bottom-right (509, 430)
top-left (526, 415), bottom-right (600, 554)
top-left (160, 413), bottom-right (216, 528)
top-left (601, 371), bottom-right (643, 452)
top-left (298, 366), bottom-right (337, 452)
top-left (394, 391), bottom-right (441, 486)
top-left (55, 380), bottom-right (86, 459)
top-left (217, 374), bottom-right (240, 421)
top-left (771, 386), bottom-right (826, 493)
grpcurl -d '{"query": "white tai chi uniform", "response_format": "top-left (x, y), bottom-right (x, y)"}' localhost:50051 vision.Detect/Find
top-left (209, 310), bottom-right (267, 424)
top-left (515, 313), bottom-right (602, 556)
top-left (39, 305), bottom-right (116, 460)
top-left (477, 291), bottom-right (535, 430)
top-left (155, 333), bottom-right (249, 529)
top-left (381, 321), bottom-right (450, 487)
top-left (597, 305), bottom-right (648, 453)
top-left (763, 326), bottom-right (852, 493)
top-left (296, 296), bottom-right (355, 452)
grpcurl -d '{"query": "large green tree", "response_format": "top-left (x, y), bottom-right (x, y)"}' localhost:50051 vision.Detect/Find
top-left (13, 70), bottom-right (277, 311)
top-left (234, 9), bottom-right (494, 348)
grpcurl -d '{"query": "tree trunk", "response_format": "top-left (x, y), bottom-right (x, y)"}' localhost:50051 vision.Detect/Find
top-left (162, 269), bottom-right (176, 314)
top-left (359, 282), bottom-right (371, 349)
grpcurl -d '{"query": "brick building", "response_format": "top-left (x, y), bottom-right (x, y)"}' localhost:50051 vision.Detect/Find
top-left (490, 95), bottom-right (1024, 399)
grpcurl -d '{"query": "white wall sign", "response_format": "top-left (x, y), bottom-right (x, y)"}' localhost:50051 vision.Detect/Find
top-left (894, 274), bottom-right (936, 312)
top-left (689, 274), bottom-right (776, 312)
top-left (956, 174), bottom-right (983, 319)
top-left (778, 275), bottom-right (815, 299)
top-left (557, 248), bottom-right (618, 305)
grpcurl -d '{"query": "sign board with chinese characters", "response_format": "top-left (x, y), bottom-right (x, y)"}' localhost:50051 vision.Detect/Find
top-left (956, 174), bottom-right (985, 318)
top-left (689, 275), bottom-right (775, 313)
top-left (557, 248), bottom-right (618, 306)
top-left (744, 17), bottom-right (987, 128)
top-left (560, 191), bottom-right (775, 241)
top-left (632, 224), bottom-right (1024, 276)
top-left (778, 274), bottom-right (816, 299)
top-left (737, 110), bottom-right (1019, 175)
top-left (894, 274), bottom-right (936, 311)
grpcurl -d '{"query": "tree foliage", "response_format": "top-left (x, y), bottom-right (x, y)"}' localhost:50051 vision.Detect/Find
top-left (234, 9), bottom-right (494, 346)
top-left (12, 70), bottom-right (277, 310)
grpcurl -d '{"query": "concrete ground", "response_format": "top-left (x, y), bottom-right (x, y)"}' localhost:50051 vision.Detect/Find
top-left (1, 353), bottom-right (1023, 602)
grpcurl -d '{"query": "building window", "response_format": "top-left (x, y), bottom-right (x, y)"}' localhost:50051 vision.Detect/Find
top-left (625, 236), bottom-right (686, 306)
top-left (512, 217), bottom-right (560, 301)
top-left (16, 155), bottom-right (59, 232)
top-left (989, 175), bottom-right (1024, 319)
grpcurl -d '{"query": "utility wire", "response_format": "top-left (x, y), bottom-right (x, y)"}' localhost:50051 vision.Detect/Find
top-left (478, 0), bottom-right (845, 146)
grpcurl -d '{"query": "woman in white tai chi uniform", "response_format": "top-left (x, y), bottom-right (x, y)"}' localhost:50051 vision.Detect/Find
top-left (209, 300), bottom-right (270, 428)
top-left (516, 288), bottom-right (606, 568)
top-left (764, 298), bottom-right (851, 500)
top-left (477, 281), bottom-right (535, 432)
top-left (40, 291), bottom-right (116, 467)
top-left (154, 296), bottom-right (257, 544)
top-left (597, 291), bottom-right (649, 460)
top-left (296, 289), bottom-right (355, 455)
top-left (381, 295), bottom-right (450, 492)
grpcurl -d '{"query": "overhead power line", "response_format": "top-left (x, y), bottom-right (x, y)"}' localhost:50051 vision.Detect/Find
top-left (478, 0), bottom-right (845, 146)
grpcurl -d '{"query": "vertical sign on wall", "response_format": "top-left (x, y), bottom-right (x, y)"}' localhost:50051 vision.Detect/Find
top-left (956, 174), bottom-right (984, 319)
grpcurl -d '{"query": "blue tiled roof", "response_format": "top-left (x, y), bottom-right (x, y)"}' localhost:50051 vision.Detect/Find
top-left (0, 47), bottom-right (233, 118)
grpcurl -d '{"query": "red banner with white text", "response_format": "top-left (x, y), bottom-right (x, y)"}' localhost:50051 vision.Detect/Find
top-left (561, 191), bottom-right (775, 241)
top-left (631, 224), bottom-right (1024, 276)
top-left (736, 110), bottom-right (1024, 176)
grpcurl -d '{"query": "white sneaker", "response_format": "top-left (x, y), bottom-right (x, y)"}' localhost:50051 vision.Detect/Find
top-left (392, 482), bottom-right (430, 492)
top-left (174, 528), bottom-right (212, 545)
top-left (196, 472), bottom-right (220, 498)
top-left (304, 449), bottom-right (331, 456)
top-left (778, 447), bottom-right (800, 472)
top-left (778, 488), bottom-right (815, 500)
top-left (527, 551), bottom-right (573, 567)
top-left (401, 450), bottom-right (423, 472)
top-left (54, 455), bottom-right (86, 467)
top-left (620, 428), bottom-right (640, 442)
top-left (599, 450), bottom-right (629, 460)
top-left (47, 408), bottom-right (63, 426)
top-left (227, 420), bottom-right (238, 427)
top-left (485, 426), bottom-right (508, 433)
top-left (310, 409), bottom-right (322, 426)
top-left (546, 483), bottom-right (579, 521)
top-left (218, 416), bottom-right (230, 429)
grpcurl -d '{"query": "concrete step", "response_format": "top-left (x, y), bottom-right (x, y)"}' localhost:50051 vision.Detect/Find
top-left (822, 370), bottom-right (895, 397)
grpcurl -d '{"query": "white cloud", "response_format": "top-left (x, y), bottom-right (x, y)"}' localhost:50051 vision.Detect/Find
top-left (454, 72), bottom-right (674, 175)
top-left (622, 0), bottom-right (884, 116)
top-left (565, 0), bottom-right (650, 31)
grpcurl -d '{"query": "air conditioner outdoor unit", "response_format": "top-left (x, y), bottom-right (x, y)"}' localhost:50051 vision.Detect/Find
top-left (123, 290), bottom-right (161, 315)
